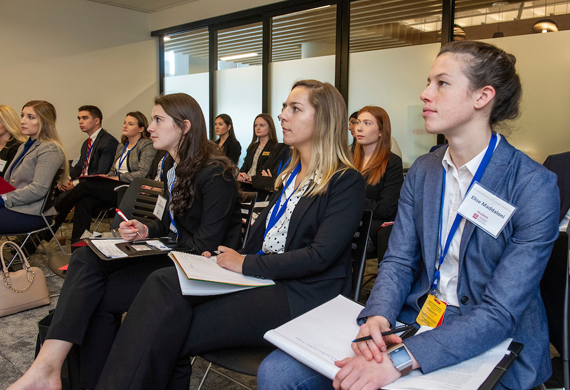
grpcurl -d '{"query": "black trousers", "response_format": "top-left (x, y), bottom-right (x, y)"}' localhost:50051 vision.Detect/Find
top-left (46, 247), bottom-right (173, 389)
top-left (54, 179), bottom-right (122, 242)
top-left (0, 206), bottom-right (51, 234)
top-left (95, 267), bottom-right (291, 390)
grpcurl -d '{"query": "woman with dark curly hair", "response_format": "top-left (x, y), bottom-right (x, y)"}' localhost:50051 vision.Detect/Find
top-left (9, 93), bottom-right (243, 390)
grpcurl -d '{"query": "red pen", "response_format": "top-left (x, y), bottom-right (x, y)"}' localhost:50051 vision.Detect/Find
top-left (115, 208), bottom-right (140, 235)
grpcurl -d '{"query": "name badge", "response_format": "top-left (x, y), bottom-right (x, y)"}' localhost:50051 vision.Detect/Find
top-left (0, 160), bottom-right (6, 172)
top-left (262, 151), bottom-right (270, 156)
top-left (457, 182), bottom-right (516, 238)
top-left (416, 294), bottom-right (446, 327)
top-left (153, 195), bottom-right (167, 219)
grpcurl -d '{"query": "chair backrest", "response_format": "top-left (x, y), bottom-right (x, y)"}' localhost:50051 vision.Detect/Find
top-left (540, 231), bottom-right (569, 362)
top-left (41, 168), bottom-right (63, 214)
top-left (351, 210), bottom-right (373, 302)
top-left (111, 178), bottom-right (164, 229)
top-left (240, 191), bottom-right (257, 249)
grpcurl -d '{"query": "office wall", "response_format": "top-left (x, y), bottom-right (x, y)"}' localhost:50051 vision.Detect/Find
top-left (0, 0), bottom-right (158, 159)
top-left (151, 0), bottom-right (286, 31)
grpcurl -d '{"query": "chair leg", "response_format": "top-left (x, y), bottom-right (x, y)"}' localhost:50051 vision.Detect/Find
top-left (35, 236), bottom-right (55, 277)
top-left (42, 214), bottom-right (67, 256)
top-left (208, 367), bottom-right (254, 390)
top-left (196, 362), bottom-right (213, 390)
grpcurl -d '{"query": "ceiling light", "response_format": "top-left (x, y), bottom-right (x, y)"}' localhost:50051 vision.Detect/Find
top-left (532, 19), bottom-right (559, 33)
top-left (220, 53), bottom-right (258, 61)
top-left (492, 2), bottom-right (510, 7)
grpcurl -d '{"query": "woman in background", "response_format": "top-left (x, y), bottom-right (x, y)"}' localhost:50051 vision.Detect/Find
top-left (353, 106), bottom-right (403, 256)
top-left (215, 113), bottom-right (241, 164)
top-left (52, 111), bottom-right (156, 243)
top-left (237, 113), bottom-right (278, 184)
top-left (0, 100), bottom-right (67, 234)
top-left (0, 105), bottom-right (26, 178)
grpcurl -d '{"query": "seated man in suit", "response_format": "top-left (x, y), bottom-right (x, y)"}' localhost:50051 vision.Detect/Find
top-left (544, 151), bottom-right (570, 231)
top-left (47, 105), bottom-right (118, 238)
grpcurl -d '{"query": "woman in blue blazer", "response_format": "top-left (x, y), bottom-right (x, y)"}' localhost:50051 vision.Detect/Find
top-left (258, 41), bottom-right (559, 390)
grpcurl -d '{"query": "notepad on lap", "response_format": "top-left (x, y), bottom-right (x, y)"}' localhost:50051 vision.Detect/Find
top-left (0, 177), bottom-right (16, 195)
top-left (264, 295), bottom-right (512, 390)
top-left (169, 251), bottom-right (275, 296)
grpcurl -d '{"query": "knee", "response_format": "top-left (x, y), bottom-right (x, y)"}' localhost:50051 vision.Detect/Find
top-left (258, 350), bottom-right (327, 390)
top-left (68, 247), bottom-right (100, 270)
top-left (144, 267), bottom-right (180, 293)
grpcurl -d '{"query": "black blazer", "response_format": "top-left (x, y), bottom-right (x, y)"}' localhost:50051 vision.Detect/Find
top-left (147, 158), bottom-right (242, 253)
top-left (0, 138), bottom-right (23, 178)
top-left (215, 136), bottom-right (241, 164)
top-left (241, 168), bottom-right (365, 318)
top-left (250, 143), bottom-right (292, 193)
top-left (364, 152), bottom-right (404, 233)
top-left (146, 150), bottom-right (169, 180)
top-left (69, 129), bottom-right (119, 179)
top-left (240, 139), bottom-right (277, 175)
top-left (544, 151), bottom-right (570, 222)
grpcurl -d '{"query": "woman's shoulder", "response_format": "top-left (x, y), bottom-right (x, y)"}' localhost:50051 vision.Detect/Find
top-left (330, 167), bottom-right (365, 188)
top-left (138, 138), bottom-right (154, 148)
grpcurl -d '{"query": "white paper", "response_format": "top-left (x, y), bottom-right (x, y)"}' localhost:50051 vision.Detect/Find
top-left (0, 160), bottom-right (6, 172)
top-left (90, 239), bottom-right (127, 258)
top-left (173, 260), bottom-right (256, 296)
top-left (457, 182), bottom-right (516, 238)
top-left (169, 251), bottom-right (275, 287)
top-left (146, 240), bottom-right (170, 251)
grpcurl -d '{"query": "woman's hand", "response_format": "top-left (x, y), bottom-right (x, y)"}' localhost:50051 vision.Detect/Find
top-left (351, 316), bottom-right (402, 364)
top-left (119, 220), bottom-right (147, 241)
top-left (213, 246), bottom-right (245, 274)
top-left (333, 355), bottom-right (401, 390)
top-left (261, 169), bottom-right (272, 177)
top-left (107, 176), bottom-right (120, 181)
top-left (237, 173), bottom-right (251, 183)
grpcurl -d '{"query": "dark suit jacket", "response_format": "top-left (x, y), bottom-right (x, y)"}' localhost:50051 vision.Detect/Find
top-left (241, 168), bottom-right (365, 319)
top-left (361, 138), bottom-right (559, 389)
top-left (0, 138), bottom-right (23, 178)
top-left (147, 158), bottom-right (242, 253)
top-left (364, 152), bottom-right (404, 233)
top-left (215, 136), bottom-right (241, 164)
top-left (544, 151), bottom-right (570, 222)
top-left (240, 139), bottom-right (277, 175)
top-left (69, 129), bottom-right (119, 179)
top-left (250, 143), bottom-right (292, 193)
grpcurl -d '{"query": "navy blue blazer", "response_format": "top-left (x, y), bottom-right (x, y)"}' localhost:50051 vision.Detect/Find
top-left (360, 137), bottom-right (559, 389)
top-left (69, 129), bottom-right (118, 179)
top-left (242, 168), bottom-right (365, 319)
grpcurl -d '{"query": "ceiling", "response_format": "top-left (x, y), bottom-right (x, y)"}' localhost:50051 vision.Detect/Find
top-left (87, 0), bottom-right (199, 13)
top-left (163, 0), bottom-right (570, 67)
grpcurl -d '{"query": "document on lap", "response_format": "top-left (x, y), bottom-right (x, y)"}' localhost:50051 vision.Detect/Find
top-left (170, 251), bottom-right (275, 296)
top-left (0, 177), bottom-right (16, 194)
top-left (86, 238), bottom-right (193, 260)
top-left (264, 295), bottom-right (512, 390)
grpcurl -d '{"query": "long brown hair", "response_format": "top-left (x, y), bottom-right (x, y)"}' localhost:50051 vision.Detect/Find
top-left (247, 113), bottom-right (278, 152)
top-left (120, 111), bottom-right (150, 145)
top-left (353, 106), bottom-right (392, 186)
top-left (154, 93), bottom-right (237, 216)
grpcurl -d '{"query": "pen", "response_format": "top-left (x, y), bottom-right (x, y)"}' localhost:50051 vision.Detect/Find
top-left (352, 324), bottom-right (415, 343)
top-left (115, 208), bottom-right (140, 235)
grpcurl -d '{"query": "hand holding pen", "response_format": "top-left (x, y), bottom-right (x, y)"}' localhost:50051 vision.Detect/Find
top-left (352, 324), bottom-right (415, 343)
top-left (116, 208), bottom-right (147, 240)
top-left (351, 315), bottom-right (406, 364)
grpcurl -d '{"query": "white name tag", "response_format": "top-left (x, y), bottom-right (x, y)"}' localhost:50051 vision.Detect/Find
top-left (153, 195), bottom-right (167, 219)
top-left (0, 160), bottom-right (6, 172)
top-left (457, 182), bottom-right (516, 238)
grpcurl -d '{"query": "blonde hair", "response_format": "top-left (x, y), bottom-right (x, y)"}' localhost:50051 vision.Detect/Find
top-left (275, 80), bottom-right (354, 196)
top-left (22, 100), bottom-right (69, 185)
top-left (0, 105), bottom-right (26, 143)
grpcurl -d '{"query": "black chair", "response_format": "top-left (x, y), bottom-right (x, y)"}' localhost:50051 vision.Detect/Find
top-left (2, 169), bottom-right (65, 275)
top-left (540, 231), bottom-right (569, 390)
top-left (240, 191), bottom-right (257, 249)
top-left (195, 210), bottom-right (373, 389)
top-left (110, 178), bottom-right (164, 230)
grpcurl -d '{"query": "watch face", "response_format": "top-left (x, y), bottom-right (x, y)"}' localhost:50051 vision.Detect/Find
top-left (390, 346), bottom-right (411, 368)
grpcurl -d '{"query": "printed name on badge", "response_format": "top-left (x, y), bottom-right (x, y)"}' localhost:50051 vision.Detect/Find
top-left (153, 195), bottom-right (167, 219)
top-left (457, 182), bottom-right (516, 238)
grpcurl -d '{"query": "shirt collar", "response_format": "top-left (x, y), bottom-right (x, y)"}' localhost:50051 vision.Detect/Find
top-left (441, 134), bottom-right (501, 176)
top-left (90, 128), bottom-right (103, 141)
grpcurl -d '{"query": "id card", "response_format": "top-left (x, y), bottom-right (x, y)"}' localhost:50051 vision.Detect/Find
top-left (0, 160), bottom-right (6, 172)
top-left (153, 195), bottom-right (167, 219)
top-left (457, 182), bottom-right (516, 238)
top-left (416, 294), bottom-right (446, 328)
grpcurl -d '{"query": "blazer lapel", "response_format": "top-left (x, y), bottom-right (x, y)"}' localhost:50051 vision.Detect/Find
top-left (284, 195), bottom-right (317, 251)
top-left (423, 149), bottom-right (445, 284)
top-left (458, 137), bottom-right (515, 263)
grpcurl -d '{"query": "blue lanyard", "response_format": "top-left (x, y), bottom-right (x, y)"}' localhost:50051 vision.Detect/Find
top-left (168, 171), bottom-right (178, 238)
top-left (431, 132), bottom-right (497, 292)
top-left (277, 148), bottom-right (292, 176)
top-left (257, 163), bottom-right (301, 255)
top-left (118, 139), bottom-right (139, 171)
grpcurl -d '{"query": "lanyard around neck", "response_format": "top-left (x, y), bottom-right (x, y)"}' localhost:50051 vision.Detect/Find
top-left (277, 148), bottom-right (292, 176)
top-left (118, 139), bottom-right (139, 170)
top-left (168, 168), bottom-right (179, 238)
top-left (257, 163), bottom-right (302, 255)
top-left (432, 132), bottom-right (498, 292)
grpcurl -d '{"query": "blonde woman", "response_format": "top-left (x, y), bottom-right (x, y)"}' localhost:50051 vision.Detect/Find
top-left (0, 100), bottom-right (67, 234)
top-left (0, 105), bottom-right (27, 178)
top-left (72, 80), bottom-right (367, 389)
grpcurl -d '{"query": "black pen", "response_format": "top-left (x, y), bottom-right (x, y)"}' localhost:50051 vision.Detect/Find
top-left (352, 324), bottom-right (415, 343)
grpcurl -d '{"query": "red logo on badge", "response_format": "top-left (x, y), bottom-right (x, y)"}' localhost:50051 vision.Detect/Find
top-left (473, 214), bottom-right (478, 219)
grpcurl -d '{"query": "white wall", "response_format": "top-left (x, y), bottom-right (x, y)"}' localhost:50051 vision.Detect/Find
top-left (0, 0), bottom-right (158, 159)
top-left (151, 0), bottom-right (286, 31)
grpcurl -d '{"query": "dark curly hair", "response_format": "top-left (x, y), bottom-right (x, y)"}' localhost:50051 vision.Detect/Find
top-left (439, 41), bottom-right (522, 131)
top-left (154, 93), bottom-right (237, 217)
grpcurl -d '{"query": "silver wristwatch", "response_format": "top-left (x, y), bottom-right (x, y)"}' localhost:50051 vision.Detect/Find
top-left (387, 343), bottom-right (413, 376)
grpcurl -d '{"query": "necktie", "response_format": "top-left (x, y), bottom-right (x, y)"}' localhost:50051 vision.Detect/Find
top-left (81, 138), bottom-right (93, 177)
